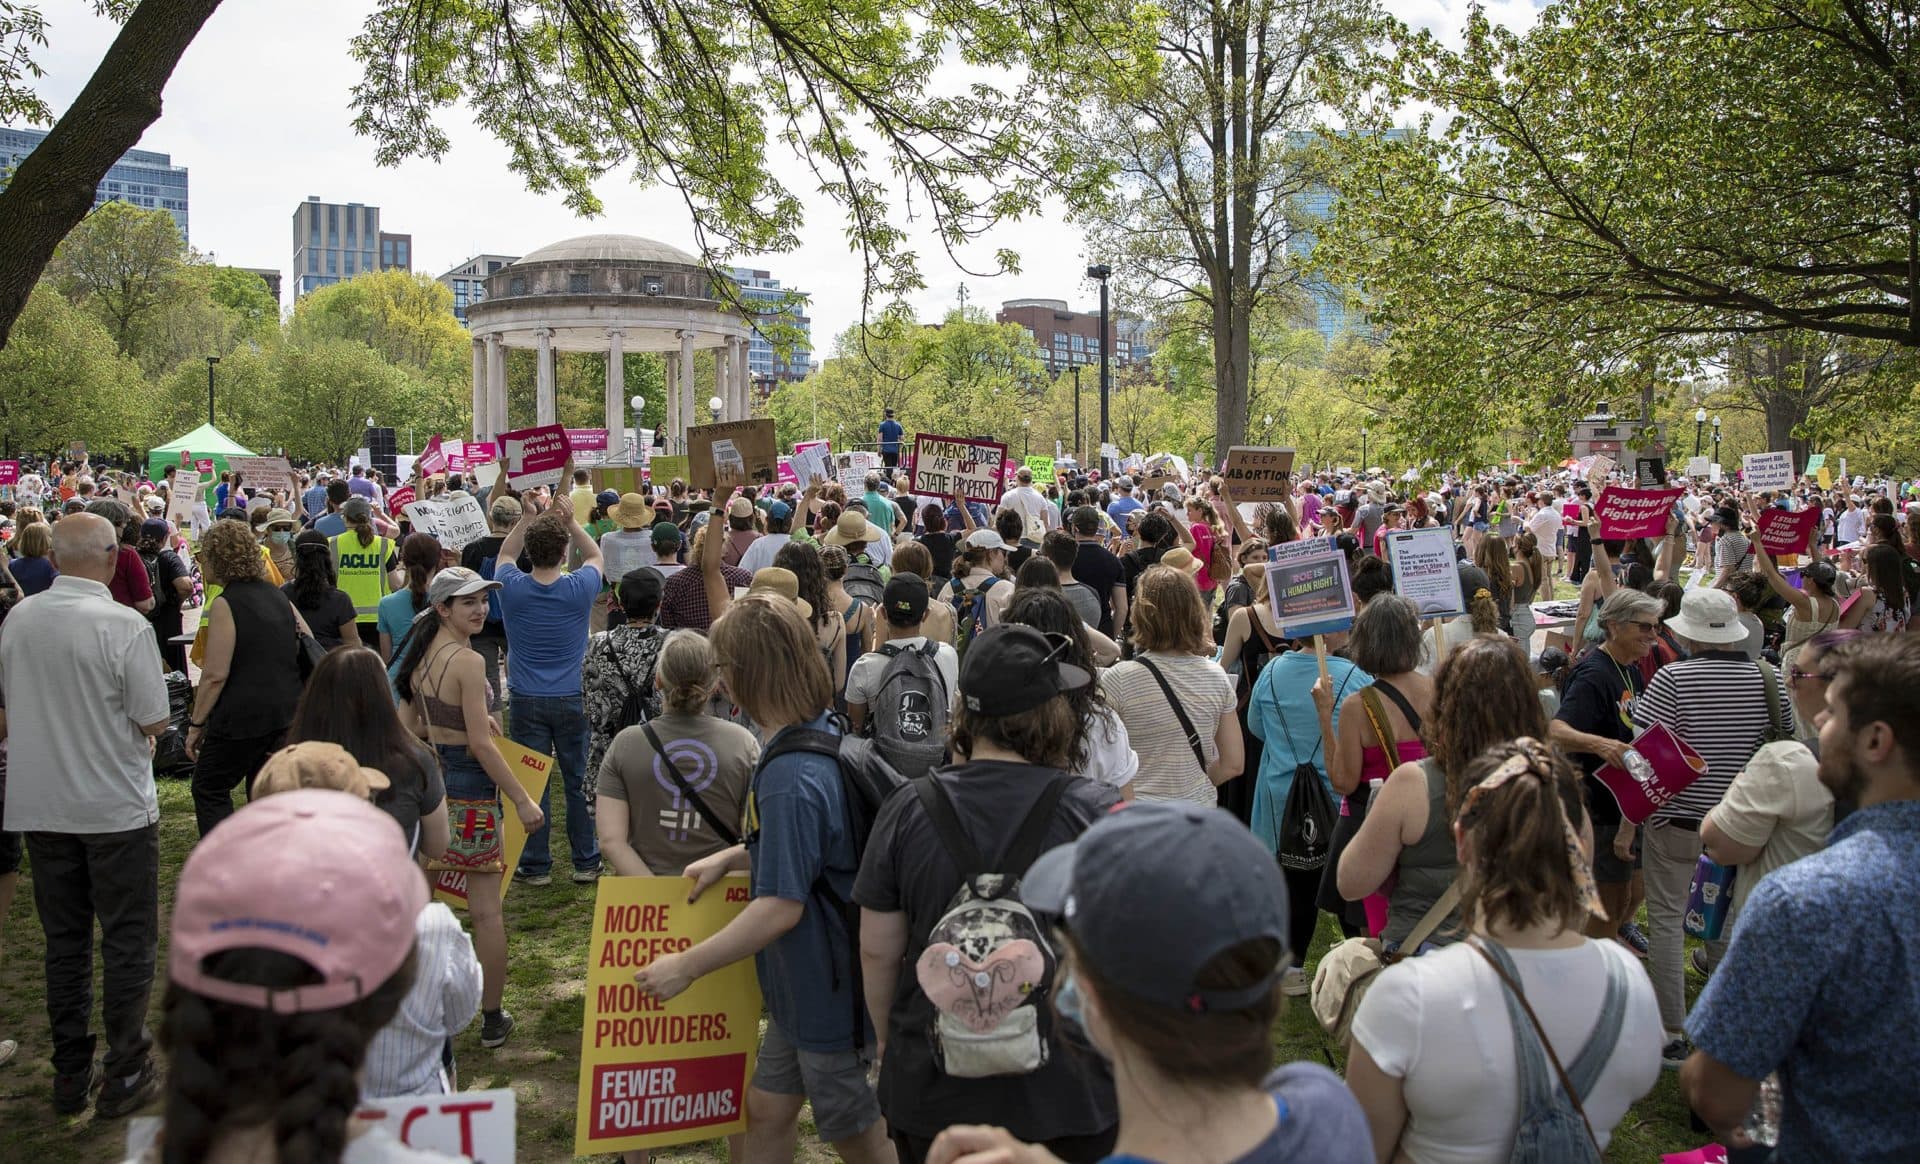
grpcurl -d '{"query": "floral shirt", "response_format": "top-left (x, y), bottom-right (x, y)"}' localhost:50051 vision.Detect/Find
top-left (580, 624), bottom-right (665, 786)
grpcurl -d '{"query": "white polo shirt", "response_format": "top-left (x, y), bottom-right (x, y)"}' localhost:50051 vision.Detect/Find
top-left (0, 576), bottom-right (170, 834)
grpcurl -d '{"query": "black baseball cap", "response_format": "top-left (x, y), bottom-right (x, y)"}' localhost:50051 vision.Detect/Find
top-left (619, 567), bottom-right (665, 607)
top-left (1022, 800), bottom-right (1288, 1013)
top-left (958, 625), bottom-right (1090, 716)
top-left (883, 572), bottom-right (929, 626)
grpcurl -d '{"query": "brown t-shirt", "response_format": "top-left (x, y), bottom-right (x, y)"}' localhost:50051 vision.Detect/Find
top-left (597, 712), bottom-right (760, 875)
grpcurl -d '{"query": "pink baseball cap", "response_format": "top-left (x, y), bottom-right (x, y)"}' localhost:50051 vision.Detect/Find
top-left (169, 789), bottom-right (427, 1014)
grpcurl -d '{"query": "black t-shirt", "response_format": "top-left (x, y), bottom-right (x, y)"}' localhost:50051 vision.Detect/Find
top-left (144, 548), bottom-right (189, 617)
top-left (1554, 647), bottom-right (1644, 826)
top-left (282, 582), bottom-right (359, 650)
top-left (1121, 544), bottom-right (1170, 600)
top-left (373, 741), bottom-right (447, 857)
top-left (1073, 542), bottom-right (1124, 636)
top-left (851, 762), bottom-right (1121, 1140)
top-left (917, 531), bottom-right (959, 580)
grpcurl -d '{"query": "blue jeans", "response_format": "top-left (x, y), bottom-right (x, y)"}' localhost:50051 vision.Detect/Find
top-left (508, 692), bottom-right (599, 874)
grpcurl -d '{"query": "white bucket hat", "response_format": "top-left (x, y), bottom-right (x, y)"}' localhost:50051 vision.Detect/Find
top-left (1665, 588), bottom-right (1747, 646)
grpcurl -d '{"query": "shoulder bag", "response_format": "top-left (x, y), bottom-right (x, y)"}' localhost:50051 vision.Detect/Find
top-left (285, 595), bottom-right (325, 680)
top-left (1310, 881), bottom-right (1459, 1046)
top-left (1756, 659), bottom-right (1794, 744)
top-left (1136, 655), bottom-right (1207, 772)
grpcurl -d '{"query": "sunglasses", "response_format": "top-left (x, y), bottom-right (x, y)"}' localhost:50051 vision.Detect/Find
top-left (1627, 620), bottom-right (1660, 633)
top-left (1789, 668), bottom-right (1835, 684)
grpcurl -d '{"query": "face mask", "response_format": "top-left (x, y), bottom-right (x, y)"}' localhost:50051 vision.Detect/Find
top-left (1053, 966), bottom-right (1102, 1058)
top-left (268, 531), bottom-right (292, 545)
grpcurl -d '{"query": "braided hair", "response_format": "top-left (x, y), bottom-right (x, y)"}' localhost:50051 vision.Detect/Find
top-left (157, 947), bottom-right (415, 1164)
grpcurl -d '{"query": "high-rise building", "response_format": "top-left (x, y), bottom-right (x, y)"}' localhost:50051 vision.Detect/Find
top-left (437, 253), bottom-right (521, 324)
top-left (1285, 128), bottom-right (1415, 345)
top-left (727, 267), bottom-right (812, 382)
top-left (290, 197), bottom-right (410, 297)
top-left (995, 299), bottom-right (1155, 376)
top-left (0, 127), bottom-right (190, 239)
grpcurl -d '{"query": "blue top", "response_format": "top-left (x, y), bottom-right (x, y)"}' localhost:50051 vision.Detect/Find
top-left (312, 512), bottom-right (348, 538)
top-left (1107, 496), bottom-right (1144, 529)
top-left (8, 555), bottom-right (58, 596)
top-left (376, 588), bottom-right (425, 652)
top-left (878, 418), bottom-right (904, 453)
top-left (942, 501), bottom-right (991, 531)
top-left (1245, 651), bottom-right (1371, 854)
top-left (494, 561), bottom-right (600, 697)
top-left (1687, 800), bottom-right (1920, 1163)
top-left (300, 483), bottom-right (328, 518)
top-left (214, 482), bottom-right (230, 512)
top-left (1101, 1062), bottom-right (1372, 1163)
top-left (745, 714), bottom-right (864, 1052)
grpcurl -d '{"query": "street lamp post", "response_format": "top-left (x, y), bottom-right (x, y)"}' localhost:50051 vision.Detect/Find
top-left (206, 356), bottom-right (220, 426)
top-left (1086, 264), bottom-right (1111, 461)
top-left (1070, 366), bottom-right (1082, 465)
top-left (1712, 415), bottom-right (1722, 467)
top-left (1021, 417), bottom-right (1031, 459)
top-left (629, 394), bottom-right (647, 459)
top-left (1694, 407), bottom-right (1707, 459)
top-left (1362, 425), bottom-right (1370, 471)
top-left (708, 395), bottom-right (723, 424)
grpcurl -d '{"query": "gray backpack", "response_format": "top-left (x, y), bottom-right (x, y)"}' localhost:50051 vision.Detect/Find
top-left (843, 555), bottom-right (887, 606)
top-left (868, 641), bottom-right (949, 780)
top-left (1473, 939), bottom-right (1628, 1163)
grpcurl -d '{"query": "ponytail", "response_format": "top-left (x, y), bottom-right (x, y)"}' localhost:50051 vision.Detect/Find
top-left (1454, 739), bottom-right (1600, 937)
top-left (399, 532), bottom-right (441, 615)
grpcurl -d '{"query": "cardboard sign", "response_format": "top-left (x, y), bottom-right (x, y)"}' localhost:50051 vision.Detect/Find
top-left (1385, 527), bottom-right (1466, 618)
top-left (502, 424), bottom-right (572, 490)
top-left (195, 458), bottom-right (215, 475)
top-left (592, 466), bottom-right (645, 498)
top-left (910, 433), bottom-right (1008, 504)
top-left (1634, 458), bottom-right (1666, 487)
top-left (686, 419), bottom-right (777, 491)
top-left (1219, 447), bottom-right (1295, 502)
top-left (649, 455), bottom-right (689, 486)
top-left (1586, 454), bottom-right (1614, 485)
top-left (1593, 724), bottom-right (1707, 825)
top-left (1595, 486), bottom-right (1683, 539)
top-left (1265, 537), bottom-right (1355, 637)
top-left (1743, 450), bottom-right (1795, 491)
top-left (791, 444), bottom-right (831, 490)
top-left (575, 876), bottom-right (761, 1156)
top-left (1755, 507), bottom-right (1820, 556)
top-left (1816, 466), bottom-right (1832, 490)
top-left (356, 1089), bottom-right (517, 1163)
top-left (567, 427), bottom-right (611, 452)
top-left (1709, 463), bottom-right (1723, 484)
top-left (68, 440), bottom-right (86, 457)
top-left (835, 451), bottom-right (875, 493)
top-left (386, 484), bottom-right (417, 517)
top-left (431, 738), bottom-right (552, 909)
top-left (1024, 455), bottom-right (1056, 485)
top-left (228, 455), bottom-right (295, 494)
top-left (404, 494), bottom-right (490, 551)
top-left (166, 471), bottom-right (202, 535)
top-left (1686, 456), bottom-right (1709, 479)
top-left (0, 461), bottom-right (16, 486)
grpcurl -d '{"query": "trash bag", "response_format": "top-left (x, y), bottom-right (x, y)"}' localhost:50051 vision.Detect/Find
top-left (154, 671), bottom-right (195, 779)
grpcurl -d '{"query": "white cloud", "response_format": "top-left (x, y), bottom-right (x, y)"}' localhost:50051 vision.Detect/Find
top-left (23, 0), bottom-right (1539, 345)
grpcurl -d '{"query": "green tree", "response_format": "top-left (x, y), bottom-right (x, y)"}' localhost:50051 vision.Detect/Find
top-left (267, 340), bottom-right (427, 465)
top-left (43, 200), bottom-right (189, 356)
top-left (0, 283), bottom-right (147, 457)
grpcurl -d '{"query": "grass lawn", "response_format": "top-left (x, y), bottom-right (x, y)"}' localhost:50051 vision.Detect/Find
top-left (1, 776), bottom-right (1710, 1162)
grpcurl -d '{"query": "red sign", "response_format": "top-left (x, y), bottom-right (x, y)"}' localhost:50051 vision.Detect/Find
top-left (1595, 486), bottom-right (1683, 539)
top-left (1755, 507), bottom-right (1820, 556)
top-left (500, 424), bottom-right (571, 490)
top-left (386, 485), bottom-right (417, 517)
top-left (179, 449), bottom-right (193, 466)
top-left (1594, 724), bottom-right (1708, 825)
top-left (586, 1053), bottom-right (747, 1143)
top-left (417, 436), bottom-right (448, 477)
top-left (565, 427), bottom-right (611, 451)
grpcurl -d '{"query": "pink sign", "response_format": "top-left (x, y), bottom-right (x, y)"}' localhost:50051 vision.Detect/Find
top-left (0, 461), bottom-right (17, 486)
top-left (564, 428), bottom-right (610, 451)
top-left (500, 424), bottom-right (571, 490)
top-left (776, 457), bottom-right (797, 485)
top-left (180, 449), bottom-right (193, 466)
top-left (1594, 724), bottom-right (1708, 825)
top-left (463, 441), bottom-right (497, 465)
top-left (195, 458), bottom-right (215, 474)
top-left (417, 436), bottom-right (448, 477)
top-left (1755, 507), bottom-right (1820, 556)
top-left (794, 439), bottom-right (830, 457)
top-left (1595, 486), bottom-right (1683, 539)
top-left (1561, 502), bottom-right (1581, 523)
top-left (387, 484), bottom-right (417, 517)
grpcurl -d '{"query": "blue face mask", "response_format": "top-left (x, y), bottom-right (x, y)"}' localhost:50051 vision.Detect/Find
top-left (1054, 966), bottom-right (1096, 1044)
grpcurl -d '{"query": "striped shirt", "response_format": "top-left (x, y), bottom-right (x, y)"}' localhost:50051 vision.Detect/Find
top-left (1098, 652), bottom-right (1235, 805)
top-left (361, 903), bottom-right (483, 1099)
top-left (1631, 651), bottom-right (1795, 822)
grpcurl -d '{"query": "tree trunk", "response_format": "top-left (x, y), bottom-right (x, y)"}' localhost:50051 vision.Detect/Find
top-left (0, 0), bottom-right (224, 349)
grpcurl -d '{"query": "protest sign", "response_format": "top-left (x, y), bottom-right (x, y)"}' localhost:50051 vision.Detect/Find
top-left (1817, 466), bottom-right (1832, 490)
top-left (195, 458), bottom-right (215, 475)
top-left (1755, 507), bottom-right (1820, 556)
top-left (1024, 455), bottom-right (1056, 484)
top-left (386, 484), bottom-right (417, 517)
top-left (1585, 454), bottom-right (1615, 486)
top-left (1634, 458), bottom-right (1666, 487)
top-left (502, 424), bottom-right (571, 490)
top-left (179, 449), bottom-right (192, 467)
top-left (431, 738), bottom-right (551, 909)
top-left (686, 420), bottom-right (777, 491)
top-left (910, 433), bottom-right (1008, 504)
top-left (465, 441), bottom-right (498, 464)
top-left (355, 1089), bottom-right (517, 1163)
top-left (574, 876), bottom-right (761, 1156)
top-left (1385, 527), bottom-right (1466, 618)
top-left (1265, 537), bottom-right (1355, 638)
top-left (0, 461), bottom-right (16, 486)
top-left (1803, 453), bottom-right (1826, 475)
top-left (567, 428), bottom-right (610, 452)
top-left (1220, 447), bottom-right (1295, 501)
top-left (228, 455), bottom-right (296, 494)
top-left (591, 466), bottom-right (645, 498)
top-left (1686, 456), bottom-right (1709, 478)
top-left (776, 457), bottom-right (796, 486)
top-left (790, 444), bottom-right (831, 489)
top-left (1709, 462), bottom-right (1723, 484)
top-left (417, 436), bottom-right (450, 477)
top-left (1593, 724), bottom-right (1708, 825)
top-left (648, 455), bottom-right (689, 486)
top-left (404, 494), bottom-right (490, 550)
top-left (1743, 450), bottom-right (1794, 491)
top-left (834, 451), bottom-right (873, 493)
top-left (166, 471), bottom-right (202, 535)
top-left (1595, 486), bottom-right (1684, 540)
top-left (471, 460), bottom-right (502, 491)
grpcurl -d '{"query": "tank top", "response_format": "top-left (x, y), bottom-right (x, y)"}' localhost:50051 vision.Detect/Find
top-left (208, 579), bottom-right (303, 737)
top-left (1513, 558), bottom-right (1541, 605)
top-left (1383, 758), bottom-right (1461, 948)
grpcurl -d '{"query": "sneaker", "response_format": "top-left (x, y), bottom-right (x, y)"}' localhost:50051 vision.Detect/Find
top-left (571, 865), bottom-right (602, 884)
top-left (1661, 1035), bottom-right (1693, 1069)
top-left (513, 869), bottom-right (551, 887)
top-left (480, 1010), bottom-right (515, 1049)
top-left (0, 1038), bottom-right (16, 1069)
top-left (53, 1063), bottom-right (99, 1116)
top-left (1689, 948), bottom-right (1714, 978)
top-left (1280, 967), bottom-right (1309, 997)
top-left (1617, 920), bottom-right (1650, 956)
top-left (94, 1060), bottom-right (161, 1119)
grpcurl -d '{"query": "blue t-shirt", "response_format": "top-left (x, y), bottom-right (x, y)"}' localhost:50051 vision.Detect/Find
top-left (494, 561), bottom-right (600, 696)
top-left (312, 512), bottom-right (348, 538)
top-left (1687, 800), bottom-right (1920, 1163)
top-left (376, 589), bottom-right (425, 653)
top-left (8, 555), bottom-right (59, 595)
top-left (744, 714), bottom-right (864, 1052)
top-left (1107, 496), bottom-right (1144, 529)
top-left (878, 419), bottom-right (903, 454)
top-left (1102, 1063), bottom-right (1372, 1163)
top-left (1245, 652), bottom-right (1372, 854)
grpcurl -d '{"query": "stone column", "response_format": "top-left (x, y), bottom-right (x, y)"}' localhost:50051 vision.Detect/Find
top-left (485, 334), bottom-right (507, 439)
top-left (731, 336), bottom-right (750, 420)
top-left (535, 327), bottom-right (556, 427)
top-left (664, 353), bottom-right (680, 449)
top-left (470, 338), bottom-right (487, 441)
top-left (604, 329), bottom-right (626, 454)
top-left (679, 330), bottom-right (697, 437)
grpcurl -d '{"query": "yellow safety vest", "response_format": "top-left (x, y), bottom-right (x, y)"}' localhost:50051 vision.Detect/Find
top-left (331, 533), bottom-right (394, 623)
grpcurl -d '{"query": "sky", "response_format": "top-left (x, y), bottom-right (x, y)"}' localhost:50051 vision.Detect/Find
top-left (22, 0), bottom-right (1542, 346)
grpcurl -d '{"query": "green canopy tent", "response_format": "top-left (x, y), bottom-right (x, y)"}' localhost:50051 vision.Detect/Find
top-left (146, 423), bottom-right (255, 481)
